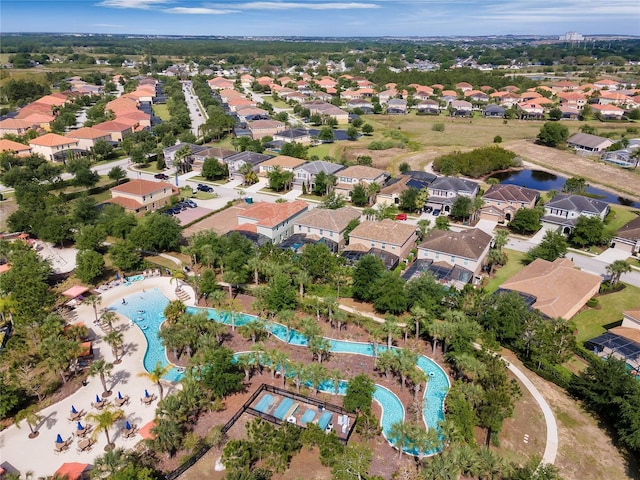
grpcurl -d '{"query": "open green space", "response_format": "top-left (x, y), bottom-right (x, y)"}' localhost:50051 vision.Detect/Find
top-left (573, 284), bottom-right (640, 343)
top-left (484, 249), bottom-right (526, 293)
top-left (605, 206), bottom-right (639, 233)
top-left (152, 104), bottom-right (171, 121)
top-left (259, 95), bottom-right (291, 109)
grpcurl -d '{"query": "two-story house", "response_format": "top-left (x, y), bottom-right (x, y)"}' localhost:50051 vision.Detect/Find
top-left (480, 184), bottom-right (539, 223)
top-left (334, 165), bottom-right (389, 197)
top-left (67, 127), bottom-right (113, 152)
top-left (426, 176), bottom-right (479, 214)
top-left (376, 174), bottom-right (434, 207)
top-left (346, 218), bottom-right (418, 268)
top-left (92, 120), bottom-right (134, 143)
top-left (293, 206), bottom-right (361, 251)
top-left (29, 133), bottom-right (80, 161)
top-left (0, 139), bottom-right (32, 157)
top-left (224, 151), bottom-right (273, 179)
top-left (234, 200), bottom-right (310, 244)
top-left (162, 143), bottom-right (208, 168)
top-left (247, 120), bottom-right (286, 140)
top-left (417, 228), bottom-right (493, 284)
top-left (106, 179), bottom-right (178, 215)
top-left (273, 129), bottom-right (313, 145)
top-left (612, 215), bottom-right (640, 254)
top-left (292, 160), bottom-right (345, 192)
top-left (542, 194), bottom-right (610, 234)
top-left (258, 155), bottom-right (307, 176)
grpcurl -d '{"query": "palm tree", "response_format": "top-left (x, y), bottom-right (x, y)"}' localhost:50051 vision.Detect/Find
top-left (163, 300), bottom-right (186, 324)
top-left (330, 368), bottom-right (342, 395)
top-left (388, 420), bottom-right (412, 459)
top-left (270, 349), bottom-right (289, 386)
top-left (382, 315), bottom-right (400, 349)
top-left (366, 182), bottom-right (381, 205)
top-left (100, 311), bottom-right (117, 331)
top-left (15, 406), bottom-right (42, 438)
top-left (238, 319), bottom-right (267, 344)
top-left (303, 363), bottom-right (329, 395)
top-left (287, 360), bottom-right (305, 392)
top-left (137, 361), bottom-right (172, 401)
top-left (236, 354), bottom-right (256, 383)
top-left (393, 348), bottom-right (417, 391)
top-left (607, 259), bottom-right (632, 286)
top-left (89, 359), bottom-right (114, 396)
top-left (278, 310), bottom-right (297, 344)
top-left (410, 305), bottom-right (429, 340)
top-left (362, 207), bottom-right (376, 221)
top-left (83, 295), bottom-right (102, 323)
top-left (103, 330), bottom-right (124, 364)
top-left (493, 229), bottom-right (509, 252)
top-left (92, 447), bottom-right (129, 478)
top-left (294, 270), bottom-right (312, 298)
top-left (86, 404), bottom-right (125, 450)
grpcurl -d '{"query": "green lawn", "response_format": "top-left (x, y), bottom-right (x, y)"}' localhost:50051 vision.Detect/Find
top-left (152, 104), bottom-right (171, 121)
top-left (307, 143), bottom-right (336, 159)
top-left (573, 284), bottom-right (640, 343)
top-left (605, 206), bottom-right (639, 233)
top-left (484, 249), bottom-right (526, 293)
top-left (259, 95), bottom-right (291, 110)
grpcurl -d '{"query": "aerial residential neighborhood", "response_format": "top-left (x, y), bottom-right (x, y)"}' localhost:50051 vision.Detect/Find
top-left (0, 23), bottom-right (639, 480)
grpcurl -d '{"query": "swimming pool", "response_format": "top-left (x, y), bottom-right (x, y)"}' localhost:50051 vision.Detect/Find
top-left (112, 291), bottom-right (450, 456)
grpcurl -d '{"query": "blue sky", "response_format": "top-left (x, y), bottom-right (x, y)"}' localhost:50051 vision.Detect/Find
top-left (1, 0), bottom-right (639, 37)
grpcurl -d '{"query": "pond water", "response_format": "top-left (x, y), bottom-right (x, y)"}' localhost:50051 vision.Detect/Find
top-left (489, 169), bottom-right (640, 208)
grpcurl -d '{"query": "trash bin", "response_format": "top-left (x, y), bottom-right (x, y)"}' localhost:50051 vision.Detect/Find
top-left (245, 197), bottom-right (253, 204)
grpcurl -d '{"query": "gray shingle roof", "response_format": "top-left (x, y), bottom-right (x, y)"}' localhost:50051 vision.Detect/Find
top-left (225, 151), bottom-right (272, 165)
top-left (483, 184), bottom-right (539, 203)
top-left (419, 228), bottom-right (492, 260)
top-left (566, 132), bottom-right (612, 149)
top-left (298, 160), bottom-right (344, 175)
top-left (545, 194), bottom-right (609, 215)
top-left (429, 176), bottom-right (478, 194)
top-left (616, 215), bottom-right (640, 241)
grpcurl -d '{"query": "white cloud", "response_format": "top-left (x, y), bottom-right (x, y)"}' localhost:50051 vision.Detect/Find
top-left (212, 1), bottom-right (380, 10)
top-left (91, 23), bottom-right (126, 27)
top-left (165, 6), bottom-right (237, 14)
top-left (97, 0), bottom-right (171, 9)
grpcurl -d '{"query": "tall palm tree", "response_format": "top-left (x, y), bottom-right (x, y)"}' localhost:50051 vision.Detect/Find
top-left (394, 348), bottom-right (417, 391)
top-left (302, 363), bottom-right (329, 395)
top-left (163, 300), bottom-right (186, 324)
top-left (286, 360), bottom-right (305, 392)
top-left (410, 305), bottom-right (429, 340)
top-left (493, 229), bottom-right (509, 252)
top-left (86, 405), bottom-right (125, 450)
top-left (83, 295), bottom-right (102, 323)
top-left (607, 259), bottom-right (632, 286)
top-left (278, 310), bottom-right (297, 344)
top-left (382, 315), bottom-right (400, 349)
top-left (238, 319), bottom-right (267, 344)
top-left (270, 349), bottom-right (289, 386)
top-left (15, 406), bottom-right (42, 438)
top-left (103, 330), bottom-right (124, 364)
top-left (330, 369), bottom-right (342, 395)
top-left (89, 359), bottom-right (114, 396)
top-left (92, 447), bottom-right (129, 478)
top-left (100, 311), bottom-right (117, 331)
top-left (388, 420), bottom-right (412, 459)
top-left (137, 361), bottom-right (172, 401)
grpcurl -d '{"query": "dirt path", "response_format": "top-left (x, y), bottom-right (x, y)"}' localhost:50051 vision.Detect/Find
top-left (504, 139), bottom-right (640, 202)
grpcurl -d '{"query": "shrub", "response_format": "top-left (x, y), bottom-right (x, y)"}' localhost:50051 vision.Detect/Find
top-left (493, 135), bottom-right (502, 143)
top-left (432, 123), bottom-right (445, 132)
top-left (586, 298), bottom-right (599, 308)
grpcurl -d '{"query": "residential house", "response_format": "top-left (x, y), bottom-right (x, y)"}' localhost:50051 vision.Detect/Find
top-left (234, 200), bottom-right (309, 244)
top-left (500, 258), bottom-right (601, 319)
top-left (258, 155), bottom-right (306, 176)
top-left (29, 133), bottom-right (80, 161)
top-left (208, 77), bottom-right (235, 91)
top-left (542, 194), bottom-right (610, 233)
top-left (106, 179), bottom-right (178, 215)
top-left (292, 160), bottom-right (345, 191)
top-left (304, 101), bottom-right (349, 124)
top-left (190, 146), bottom-right (236, 172)
top-left (247, 120), bottom-right (286, 140)
top-left (347, 218), bottom-right (418, 261)
top-left (376, 175), bottom-right (432, 207)
top-left (551, 81), bottom-right (578, 93)
top-left (456, 82), bottom-right (473, 92)
top-left (334, 165), bottom-right (389, 196)
top-left (92, 120), bottom-right (134, 142)
top-left (612, 215), bottom-right (640, 254)
top-left (465, 90), bottom-right (490, 102)
top-left (66, 127), bottom-right (112, 151)
top-left (0, 118), bottom-right (34, 137)
top-left (236, 106), bottom-right (269, 122)
top-left (498, 92), bottom-right (521, 107)
top-left (0, 139), bottom-right (32, 156)
top-left (273, 128), bottom-right (313, 145)
top-left (566, 132), bottom-right (614, 154)
top-left (386, 98), bottom-right (408, 114)
top-left (240, 74), bottom-right (255, 89)
top-left (416, 99), bottom-right (440, 115)
top-left (483, 104), bottom-right (506, 117)
top-left (597, 91), bottom-right (630, 106)
top-left (590, 104), bottom-right (625, 120)
top-left (622, 308), bottom-right (640, 330)
top-left (162, 143), bottom-right (207, 168)
top-left (518, 102), bottom-right (545, 119)
top-left (417, 228), bottom-right (493, 283)
top-left (558, 92), bottom-right (587, 110)
top-left (347, 99), bottom-right (374, 114)
top-left (293, 206), bottom-right (361, 251)
top-left (450, 100), bottom-right (473, 116)
top-left (20, 112), bottom-right (55, 131)
top-left (559, 107), bottom-right (581, 120)
top-left (426, 176), bottom-right (479, 214)
top-left (480, 184), bottom-right (539, 223)
top-left (594, 79), bottom-right (620, 90)
top-left (224, 151), bottom-right (272, 178)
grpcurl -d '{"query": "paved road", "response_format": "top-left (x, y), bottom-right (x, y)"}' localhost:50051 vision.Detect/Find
top-left (181, 80), bottom-right (206, 139)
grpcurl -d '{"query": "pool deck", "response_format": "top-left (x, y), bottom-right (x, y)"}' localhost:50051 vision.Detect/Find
top-left (0, 276), bottom-right (196, 479)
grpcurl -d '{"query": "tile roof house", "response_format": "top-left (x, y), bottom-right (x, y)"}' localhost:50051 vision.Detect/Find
top-left (190, 146), bottom-right (236, 171)
top-left (500, 258), bottom-right (601, 319)
top-left (376, 175), bottom-right (432, 207)
top-left (293, 206), bottom-right (361, 251)
top-left (566, 132), bottom-right (614, 154)
top-left (66, 127), bottom-right (112, 151)
top-left (0, 139), bottom-right (32, 156)
top-left (224, 151), bottom-right (272, 178)
top-left (106, 179), bottom-right (178, 215)
top-left (29, 133), bottom-right (80, 161)
top-left (292, 160), bottom-right (345, 191)
top-left (480, 184), bottom-right (540, 223)
top-left (20, 112), bottom-right (55, 131)
top-left (273, 128), bottom-right (313, 145)
top-left (622, 307), bottom-right (640, 330)
top-left (590, 104), bottom-right (625, 120)
top-left (347, 218), bottom-right (418, 261)
top-left (92, 120), bottom-right (134, 142)
top-left (612, 215), bottom-right (640, 254)
top-left (450, 100), bottom-right (473, 116)
top-left (304, 101), bottom-right (349, 124)
top-left (258, 155), bottom-right (306, 176)
top-left (418, 228), bottom-right (492, 281)
top-left (162, 143), bottom-right (207, 168)
top-left (542, 194), bottom-right (610, 233)
top-left (416, 99), bottom-right (441, 114)
top-left (235, 200), bottom-right (310, 244)
top-left (335, 165), bottom-right (389, 196)
top-left (427, 176), bottom-right (479, 214)
top-left (386, 98), bottom-right (408, 115)
top-left (0, 118), bottom-right (34, 136)
top-left (247, 120), bottom-right (286, 140)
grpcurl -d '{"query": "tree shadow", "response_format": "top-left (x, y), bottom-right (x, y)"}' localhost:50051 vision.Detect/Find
top-left (110, 369), bottom-right (132, 389)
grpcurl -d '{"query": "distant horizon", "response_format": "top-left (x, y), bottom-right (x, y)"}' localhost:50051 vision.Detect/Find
top-left (1, 0), bottom-right (638, 38)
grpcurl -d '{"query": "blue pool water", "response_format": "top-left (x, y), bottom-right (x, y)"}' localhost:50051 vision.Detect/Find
top-left (274, 397), bottom-right (295, 420)
top-left (317, 411), bottom-right (333, 430)
top-left (111, 291), bottom-right (450, 456)
top-left (255, 394), bottom-right (274, 413)
top-left (301, 409), bottom-right (316, 424)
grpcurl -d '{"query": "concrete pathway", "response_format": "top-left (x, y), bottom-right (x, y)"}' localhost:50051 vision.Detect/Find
top-left (0, 277), bottom-right (194, 478)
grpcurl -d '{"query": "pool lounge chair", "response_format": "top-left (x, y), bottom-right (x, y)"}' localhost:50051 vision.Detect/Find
top-left (141, 393), bottom-right (157, 405)
top-left (76, 437), bottom-right (96, 453)
top-left (115, 395), bottom-right (130, 407)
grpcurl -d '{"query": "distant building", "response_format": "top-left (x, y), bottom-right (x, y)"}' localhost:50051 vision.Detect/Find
top-left (559, 32), bottom-right (584, 42)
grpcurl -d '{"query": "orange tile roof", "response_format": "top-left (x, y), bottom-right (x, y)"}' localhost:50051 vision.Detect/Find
top-left (30, 133), bottom-right (77, 147)
top-left (34, 94), bottom-right (68, 106)
top-left (0, 139), bottom-right (31, 153)
top-left (239, 200), bottom-right (308, 228)
top-left (111, 179), bottom-right (177, 197)
top-left (591, 104), bottom-right (624, 112)
top-left (0, 118), bottom-right (34, 130)
top-left (66, 127), bottom-right (111, 140)
top-left (118, 110), bottom-right (150, 121)
top-left (260, 155), bottom-right (306, 169)
top-left (21, 112), bottom-right (55, 123)
top-left (93, 120), bottom-right (133, 132)
top-left (104, 197), bottom-right (144, 210)
top-left (15, 102), bottom-right (53, 117)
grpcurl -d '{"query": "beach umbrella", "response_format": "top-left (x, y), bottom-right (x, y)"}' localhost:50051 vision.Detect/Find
top-left (95, 394), bottom-right (101, 403)
top-left (117, 391), bottom-right (123, 400)
top-left (77, 421), bottom-right (84, 431)
top-left (144, 389), bottom-right (150, 398)
top-left (56, 434), bottom-right (63, 444)
top-left (125, 420), bottom-right (132, 430)
top-left (71, 405), bottom-right (77, 414)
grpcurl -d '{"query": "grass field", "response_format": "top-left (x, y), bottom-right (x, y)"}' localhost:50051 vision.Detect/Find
top-left (605, 206), bottom-right (640, 233)
top-left (152, 104), bottom-right (171, 121)
top-left (259, 95), bottom-right (291, 110)
top-left (484, 249), bottom-right (527, 293)
top-left (573, 284), bottom-right (640, 343)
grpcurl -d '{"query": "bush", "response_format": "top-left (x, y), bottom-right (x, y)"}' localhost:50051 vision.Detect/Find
top-left (432, 123), bottom-right (445, 132)
top-left (493, 135), bottom-right (502, 143)
top-left (586, 298), bottom-right (599, 308)
top-left (432, 145), bottom-right (518, 178)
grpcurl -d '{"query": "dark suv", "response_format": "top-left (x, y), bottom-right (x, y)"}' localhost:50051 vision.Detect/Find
top-left (154, 173), bottom-right (169, 180)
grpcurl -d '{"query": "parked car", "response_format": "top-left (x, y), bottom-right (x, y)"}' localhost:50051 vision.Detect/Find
top-left (395, 213), bottom-right (407, 221)
top-left (424, 206), bottom-right (433, 214)
top-left (185, 200), bottom-right (197, 208)
top-left (154, 173), bottom-right (169, 180)
top-left (433, 209), bottom-right (441, 217)
top-left (197, 184), bottom-right (213, 192)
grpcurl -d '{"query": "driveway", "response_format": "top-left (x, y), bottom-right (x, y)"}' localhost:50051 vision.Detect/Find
top-left (596, 246), bottom-right (632, 264)
top-left (173, 206), bottom-right (212, 226)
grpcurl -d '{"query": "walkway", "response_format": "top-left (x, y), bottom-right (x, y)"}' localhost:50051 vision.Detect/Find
top-left (0, 277), bottom-right (192, 478)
